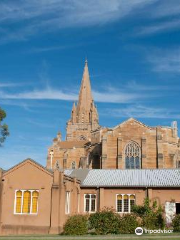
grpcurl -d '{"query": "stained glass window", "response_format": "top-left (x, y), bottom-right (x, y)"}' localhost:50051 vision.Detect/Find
top-left (16, 190), bottom-right (22, 213)
top-left (22, 191), bottom-right (31, 213)
top-left (15, 190), bottom-right (39, 214)
top-left (32, 191), bottom-right (39, 214)
top-left (116, 194), bottom-right (135, 213)
top-left (125, 141), bottom-right (141, 169)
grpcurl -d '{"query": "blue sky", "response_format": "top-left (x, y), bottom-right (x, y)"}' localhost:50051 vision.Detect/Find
top-left (0, 0), bottom-right (180, 169)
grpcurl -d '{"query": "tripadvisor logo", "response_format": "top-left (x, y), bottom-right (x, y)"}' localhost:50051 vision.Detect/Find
top-left (135, 227), bottom-right (173, 235)
top-left (135, 227), bottom-right (143, 235)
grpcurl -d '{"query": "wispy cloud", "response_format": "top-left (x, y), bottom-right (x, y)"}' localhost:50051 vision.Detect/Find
top-left (2, 1), bottom-right (180, 43)
top-left (125, 80), bottom-right (180, 91)
top-left (0, 84), bottom-right (157, 104)
top-left (147, 48), bottom-right (180, 73)
top-left (0, 82), bottom-right (22, 88)
top-left (0, 88), bottom-right (77, 101)
top-left (28, 42), bottom-right (85, 53)
top-left (103, 104), bottom-right (180, 119)
top-left (0, 0), bottom-right (156, 43)
top-left (93, 89), bottom-right (149, 103)
top-left (138, 19), bottom-right (180, 35)
top-left (151, 0), bottom-right (180, 18)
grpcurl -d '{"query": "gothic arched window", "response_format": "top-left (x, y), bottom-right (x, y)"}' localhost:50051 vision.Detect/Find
top-left (125, 141), bottom-right (141, 169)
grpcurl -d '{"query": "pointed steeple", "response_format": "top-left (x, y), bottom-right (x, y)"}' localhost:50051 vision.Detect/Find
top-left (66, 60), bottom-right (100, 141)
top-left (76, 59), bottom-right (93, 120)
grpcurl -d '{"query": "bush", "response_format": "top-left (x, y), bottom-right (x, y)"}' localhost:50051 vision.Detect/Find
top-left (132, 197), bottom-right (165, 230)
top-left (119, 214), bottom-right (139, 234)
top-left (89, 208), bottom-right (120, 235)
top-left (63, 214), bottom-right (88, 235)
top-left (142, 212), bottom-right (165, 230)
top-left (132, 198), bottom-right (151, 217)
top-left (172, 214), bottom-right (180, 232)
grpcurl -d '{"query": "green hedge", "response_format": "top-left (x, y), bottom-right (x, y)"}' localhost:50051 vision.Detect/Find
top-left (142, 212), bottom-right (165, 230)
top-left (63, 198), bottom-right (167, 235)
top-left (132, 198), bottom-right (165, 230)
top-left (172, 214), bottom-right (180, 232)
top-left (63, 214), bottom-right (88, 235)
top-left (119, 214), bottom-right (139, 234)
top-left (89, 208), bottom-right (120, 235)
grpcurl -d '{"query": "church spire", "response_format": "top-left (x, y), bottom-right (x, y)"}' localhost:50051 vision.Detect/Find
top-left (76, 59), bottom-right (93, 117)
top-left (67, 60), bottom-right (99, 141)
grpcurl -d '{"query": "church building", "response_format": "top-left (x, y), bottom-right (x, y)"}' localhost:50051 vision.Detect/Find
top-left (0, 61), bottom-right (180, 235)
top-left (47, 60), bottom-right (180, 170)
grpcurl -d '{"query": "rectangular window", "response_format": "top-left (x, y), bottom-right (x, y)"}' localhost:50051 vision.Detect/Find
top-left (65, 191), bottom-right (70, 214)
top-left (14, 190), bottom-right (39, 214)
top-left (84, 194), bottom-right (96, 213)
top-left (117, 195), bottom-right (122, 212)
top-left (123, 195), bottom-right (129, 212)
top-left (116, 194), bottom-right (135, 213)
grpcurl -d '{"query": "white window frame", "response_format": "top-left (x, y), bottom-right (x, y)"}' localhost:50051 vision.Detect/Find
top-left (116, 194), bottom-right (135, 213)
top-left (65, 191), bottom-right (70, 214)
top-left (84, 194), bottom-right (97, 213)
top-left (14, 189), bottom-right (39, 215)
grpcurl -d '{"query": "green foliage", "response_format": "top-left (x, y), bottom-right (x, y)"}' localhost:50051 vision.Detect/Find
top-left (172, 214), bottom-right (180, 232)
top-left (0, 107), bottom-right (9, 146)
top-left (143, 212), bottom-right (165, 230)
top-left (63, 214), bottom-right (88, 235)
top-left (89, 208), bottom-right (120, 235)
top-left (132, 197), bottom-right (165, 230)
top-left (132, 198), bottom-right (151, 217)
top-left (119, 214), bottom-right (139, 234)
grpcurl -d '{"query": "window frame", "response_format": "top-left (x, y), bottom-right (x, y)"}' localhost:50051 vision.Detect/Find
top-left (116, 194), bottom-right (135, 213)
top-left (84, 194), bottom-right (97, 213)
top-left (14, 189), bottom-right (39, 215)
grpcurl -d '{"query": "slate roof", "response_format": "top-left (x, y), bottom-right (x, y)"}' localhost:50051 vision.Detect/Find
top-left (64, 169), bottom-right (180, 188)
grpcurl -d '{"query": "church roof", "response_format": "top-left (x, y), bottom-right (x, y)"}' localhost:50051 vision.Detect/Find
top-left (4, 158), bottom-right (53, 176)
top-left (64, 169), bottom-right (180, 188)
top-left (113, 118), bottom-right (152, 130)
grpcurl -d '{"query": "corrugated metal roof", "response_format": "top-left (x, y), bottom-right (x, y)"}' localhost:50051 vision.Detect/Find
top-left (65, 169), bottom-right (180, 187)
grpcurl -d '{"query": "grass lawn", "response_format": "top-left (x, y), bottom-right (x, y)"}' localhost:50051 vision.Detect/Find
top-left (0, 233), bottom-right (180, 240)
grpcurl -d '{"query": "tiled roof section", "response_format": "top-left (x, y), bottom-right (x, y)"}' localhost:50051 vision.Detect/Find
top-left (58, 140), bottom-right (88, 149)
top-left (64, 169), bottom-right (90, 182)
top-left (65, 169), bottom-right (180, 187)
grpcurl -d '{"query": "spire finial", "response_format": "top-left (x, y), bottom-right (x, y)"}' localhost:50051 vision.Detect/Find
top-left (85, 57), bottom-right (88, 64)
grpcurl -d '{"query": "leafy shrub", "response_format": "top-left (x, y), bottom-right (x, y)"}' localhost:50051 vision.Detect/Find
top-left (63, 214), bottom-right (88, 235)
top-left (119, 214), bottom-right (139, 234)
top-left (132, 198), bottom-right (151, 217)
top-left (172, 214), bottom-right (180, 232)
top-left (142, 212), bottom-right (165, 230)
top-left (132, 198), bottom-right (165, 230)
top-left (89, 208), bottom-right (120, 235)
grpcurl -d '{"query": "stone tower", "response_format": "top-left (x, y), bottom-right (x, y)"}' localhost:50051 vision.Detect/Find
top-left (66, 60), bottom-right (99, 141)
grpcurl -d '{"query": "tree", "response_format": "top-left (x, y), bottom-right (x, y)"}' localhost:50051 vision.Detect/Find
top-left (0, 107), bottom-right (9, 146)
